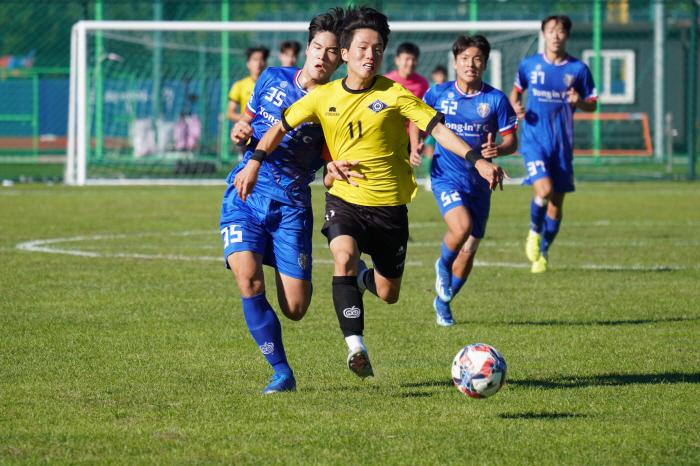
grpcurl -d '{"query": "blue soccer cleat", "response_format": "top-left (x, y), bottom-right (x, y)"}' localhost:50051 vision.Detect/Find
top-left (262, 373), bottom-right (297, 394)
top-left (357, 258), bottom-right (368, 295)
top-left (433, 297), bottom-right (455, 326)
top-left (435, 258), bottom-right (453, 303)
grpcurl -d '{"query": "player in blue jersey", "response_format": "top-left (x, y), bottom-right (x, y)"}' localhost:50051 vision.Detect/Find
top-left (221, 8), bottom-right (362, 394)
top-left (411, 35), bottom-right (518, 325)
top-left (510, 15), bottom-right (598, 273)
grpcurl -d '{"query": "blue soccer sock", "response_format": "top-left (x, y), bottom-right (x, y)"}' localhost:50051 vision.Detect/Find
top-left (451, 275), bottom-right (468, 297)
top-left (541, 215), bottom-right (561, 256)
top-left (440, 238), bottom-right (460, 272)
top-left (530, 196), bottom-right (548, 234)
top-left (241, 292), bottom-right (292, 377)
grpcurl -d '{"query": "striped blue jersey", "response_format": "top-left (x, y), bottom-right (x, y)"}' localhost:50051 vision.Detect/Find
top-left (514, 54), bottom-right (597, 156)
top-left (228, 67), bottom-right (326, 207)
top-left (424, 81), bottom-right (518, 195)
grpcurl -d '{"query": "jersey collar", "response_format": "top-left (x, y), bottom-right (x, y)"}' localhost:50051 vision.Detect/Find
top-left (454, 81), bottom-right (484, 97)
top-left (542, 53), bottom-right (570, 66)
top-left (294, 69), bottom-right (308, 94)
top-left (342, 77), bottom-right (377, 94)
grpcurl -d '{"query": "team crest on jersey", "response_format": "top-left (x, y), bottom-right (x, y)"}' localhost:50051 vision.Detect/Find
top-left (298, 252), bottom-right (310, 270)
top-left (447, 92), bottom-right (455, 99)
top-left (367, 100), bottom-right (389, 114)
top-left (564, 74), bottom-right (575, 87)
top-left (477, 102), bottom-right (491, 118)
top-left (536, 64), bottom-right (542, 71)
top-left (279, 80), bottom-right (288, 88)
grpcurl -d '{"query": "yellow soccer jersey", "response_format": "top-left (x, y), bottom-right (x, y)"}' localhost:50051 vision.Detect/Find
top-left (282, 76), bottom-right (443, 207)
top-left (228, 76), bottom-right (256, 107)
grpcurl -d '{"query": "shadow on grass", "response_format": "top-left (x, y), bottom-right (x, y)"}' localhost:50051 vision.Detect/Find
top-left (457, 316), bottom-right (698, 327)
top-left (499, 412), bottom-right (586, 420)
top-left (393, 391), bottom-right (434, 398)
top-left (401, 380), bottom-right (453, 389)
top-left (510, 372), bottom-right (700, 389)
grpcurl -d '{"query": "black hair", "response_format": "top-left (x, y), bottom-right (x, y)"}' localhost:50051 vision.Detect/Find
top-left (339, 6), bottom-right (390, 51)
top-left (280, 40), bottom-right (301, 55)
top-left (308, 7), bottom-right (345, 44)
top-left (396, 42), bottom-right (420, 58)
top-left (452, 35), bottom-right (491, 62)
top-left (541, 15), bottom-right (572, 35)
top-left (431, 65), bottom-right (447, 75)
top-left (245, 46), bottom-right (270, 62)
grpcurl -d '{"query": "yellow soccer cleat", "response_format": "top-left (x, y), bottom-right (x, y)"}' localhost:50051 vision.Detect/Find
top-left (526, 230), bottom-right (542, 262)
top-left (531, 255), bottom-right (548, 273)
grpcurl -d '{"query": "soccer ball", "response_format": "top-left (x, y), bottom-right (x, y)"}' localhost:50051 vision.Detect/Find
top-left (452, 343), bottom-right (507, 398)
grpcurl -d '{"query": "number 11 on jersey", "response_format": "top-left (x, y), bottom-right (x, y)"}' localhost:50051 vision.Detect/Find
top-left (348, 121), bottom-right (363, 140)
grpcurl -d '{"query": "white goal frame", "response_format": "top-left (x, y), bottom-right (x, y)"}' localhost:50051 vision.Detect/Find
top-left (67, 20), bottom-right (542, 186)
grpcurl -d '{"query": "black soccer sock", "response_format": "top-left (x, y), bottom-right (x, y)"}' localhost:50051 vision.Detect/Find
top-left (332, 276), bottom-right (364, 337)
top-left (363, 268), bottom-right (379, 297)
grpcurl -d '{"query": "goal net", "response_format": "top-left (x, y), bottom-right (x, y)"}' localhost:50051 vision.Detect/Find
top-left (66, 20), bottom-right (542, 185)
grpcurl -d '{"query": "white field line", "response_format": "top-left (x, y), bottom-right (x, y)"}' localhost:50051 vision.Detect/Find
top-left (13, 230), bottom-right (699, 271)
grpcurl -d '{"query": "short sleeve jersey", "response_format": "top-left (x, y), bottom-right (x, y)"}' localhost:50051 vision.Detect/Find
top-left (228, 76), bottom-right (256, 107)
top-left (227, 67), bottom-right (326, 207)
top-left (425, 81), bottom-right (518, 196)
top-left (514, 54), bottom-right (597, 157)
top-left (283, 76), bottom-right (443, 207)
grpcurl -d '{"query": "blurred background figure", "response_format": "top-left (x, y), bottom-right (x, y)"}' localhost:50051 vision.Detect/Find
top-left (279, 40), bottom-right (301, 67)
top-left (227, 46), bottom-right (269, 123)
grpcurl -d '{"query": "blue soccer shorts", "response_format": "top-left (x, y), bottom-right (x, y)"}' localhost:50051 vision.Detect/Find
top-left (521, 148), bottom-right (576, 193)
top-left (432, 186), bottom-right (490, 239)
top-left (220, 188), bottom-right (313, 281)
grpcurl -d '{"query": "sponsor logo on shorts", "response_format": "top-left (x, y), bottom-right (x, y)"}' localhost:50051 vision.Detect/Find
top-left (396, 260), bottom-right (405, 269)
top-left (325, 209), bottom-right (335, 221)
top-left (259, 342), bottom-right (275, 354)
top-left (343, 306), bottom-right (361, 318)
top-left (325, 106), bottom-right (340, 116)
top-left (367, 100), bottom-right (389, 114)
top-left (396, 246), bottom-right (405, 256)
top-left (298, 252), bottom-right (310, 270)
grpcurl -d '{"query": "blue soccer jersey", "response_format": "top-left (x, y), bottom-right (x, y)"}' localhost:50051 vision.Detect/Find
top-left (425, 81), bottom-right (518, 197)
top-left (227, 67), bottom-right (327, 207)
top-left (514, 54), bottom-right (597, 160)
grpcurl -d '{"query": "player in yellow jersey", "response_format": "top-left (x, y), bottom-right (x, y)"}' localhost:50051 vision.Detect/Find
top-left (233, 6), bottom-right (508, 381)
top-left (227, 47), bottom-right (269, 122)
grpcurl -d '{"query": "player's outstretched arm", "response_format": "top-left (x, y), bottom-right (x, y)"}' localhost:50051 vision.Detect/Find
top-left (233, 121), bottom-right (288, 201)
top-left (432, 122), bottom-right (510, 191)
top-left (230, 112), bottom-right (254, 146)
top-left (408, 121), bottom-right (424, 167)
top-left (509, 88), bottom-right (526, 120)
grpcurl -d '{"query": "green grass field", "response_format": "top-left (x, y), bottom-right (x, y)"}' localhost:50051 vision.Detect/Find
top-left (1, 181), bottom-right (699, 464)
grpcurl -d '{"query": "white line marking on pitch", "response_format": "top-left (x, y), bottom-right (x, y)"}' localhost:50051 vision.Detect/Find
top-left (14, 232), bottom-right (699, 271)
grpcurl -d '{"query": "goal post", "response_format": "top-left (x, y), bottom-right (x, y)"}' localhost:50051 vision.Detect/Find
top-left (66, 20), bottom-right (543, 186)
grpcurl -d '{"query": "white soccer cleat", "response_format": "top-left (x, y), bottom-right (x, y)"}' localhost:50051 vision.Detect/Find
top-left (347, 347), bottom-right (374, 381)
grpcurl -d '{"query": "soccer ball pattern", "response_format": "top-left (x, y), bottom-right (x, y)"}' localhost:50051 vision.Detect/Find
top-left (452, 343), bottom-right (507, 398)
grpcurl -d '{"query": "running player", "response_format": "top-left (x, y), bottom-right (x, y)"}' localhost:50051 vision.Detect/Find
top-left (411, 35), bottom-right (518, 325)
top-left (510, 15), bottom-right (598, 273)
top-left (221, 8), bottom-right (360, 394)
top-left (235, 6), bottom-right (508, 381)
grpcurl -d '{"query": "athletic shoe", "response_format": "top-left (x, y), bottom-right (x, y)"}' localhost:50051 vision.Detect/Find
top-left (357, 258), bottom-right (368, 295)
top-left (531, 255), bottom-right (548, 273)
top-left (434, 258), bottom-right (453, 303)
top-left (526, 230), bottom-right (542, 262)
top-left (347, 347), bottom-right (374, 381)
top-left (433, 297), bottom-right (455, 326)
top-left (262, 373), bottom-right (297, 394)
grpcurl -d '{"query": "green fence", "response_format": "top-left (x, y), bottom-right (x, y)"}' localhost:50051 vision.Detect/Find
top-left (0, 0), bottom-right (698, 182)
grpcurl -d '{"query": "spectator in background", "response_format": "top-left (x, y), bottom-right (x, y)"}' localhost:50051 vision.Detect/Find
top-left (430, 65), bottom-right (447, 86)
top-left (279, 40), bottom-right (301, 67)
top-left (384, 42), bottom-right (429, 101)
top-left (227, 46), bottom-right (269, 122)
top-left (422, 64), bottom-right (449, 185)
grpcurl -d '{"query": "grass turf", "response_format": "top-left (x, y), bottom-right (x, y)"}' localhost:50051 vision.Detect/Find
top-left (1, 181), bottom-right (699, 464)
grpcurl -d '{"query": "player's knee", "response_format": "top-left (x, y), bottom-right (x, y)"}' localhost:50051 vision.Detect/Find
top-left (380, 285), bottom-right (401, 304)
top-left (279, 300), bottom-right (309, 321)
top-left (333, 249), bottom-right (358, 269)
top-left (452, 222), bottom-right (473, 243)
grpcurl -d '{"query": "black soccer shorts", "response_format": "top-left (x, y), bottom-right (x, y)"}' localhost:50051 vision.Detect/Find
top-left (321, 192), bottom-right (408, 279)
